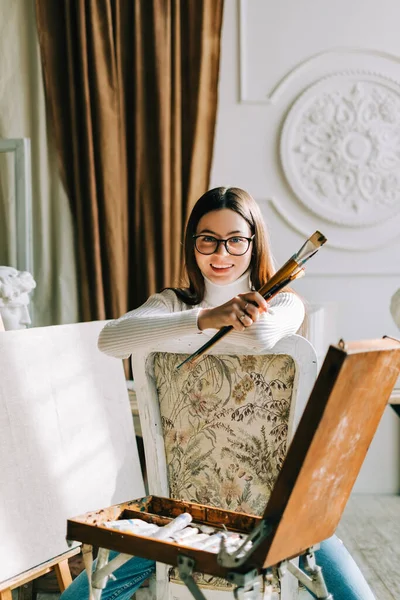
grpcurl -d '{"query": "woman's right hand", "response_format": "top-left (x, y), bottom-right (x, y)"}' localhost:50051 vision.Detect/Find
top-left (198, 292), bottom-right (268, 332)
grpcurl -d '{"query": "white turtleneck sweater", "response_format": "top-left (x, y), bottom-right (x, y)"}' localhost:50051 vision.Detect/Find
top-left (98, 272), bottom-right (305, 359)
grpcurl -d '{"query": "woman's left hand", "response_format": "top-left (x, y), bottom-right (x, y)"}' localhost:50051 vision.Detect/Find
top-left (198, 291), bottom-right (268, 331)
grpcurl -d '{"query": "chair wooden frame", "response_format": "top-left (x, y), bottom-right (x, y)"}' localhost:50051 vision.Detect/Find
top-left (131, 333), bottom-right (318, 600)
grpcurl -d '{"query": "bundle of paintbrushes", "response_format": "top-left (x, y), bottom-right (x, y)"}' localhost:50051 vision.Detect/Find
top-left (176, 230), bottom-right (327, 369)
top-left (104, 513), bottom-right (252, 556)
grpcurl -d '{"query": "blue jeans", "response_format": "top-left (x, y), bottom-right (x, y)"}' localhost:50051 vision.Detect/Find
top-left (306, 536), bottom-right (375, 599)
top-left (61, 535), bottom-right (375, 600)
top-left (61, 553), bottom-right (154, 600)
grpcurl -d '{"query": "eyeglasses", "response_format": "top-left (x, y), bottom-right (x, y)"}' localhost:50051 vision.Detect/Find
top-left (193, 234), bottom-right (255, 256)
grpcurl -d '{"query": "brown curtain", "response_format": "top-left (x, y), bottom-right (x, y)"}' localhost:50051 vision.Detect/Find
top-left (35, 0), bottom-right (224, 321)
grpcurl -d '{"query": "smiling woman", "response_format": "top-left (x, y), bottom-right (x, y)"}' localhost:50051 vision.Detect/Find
top-left (97, 187), bottom-right (304, 359)
top-left (85, 187), bottom-right (377, 600)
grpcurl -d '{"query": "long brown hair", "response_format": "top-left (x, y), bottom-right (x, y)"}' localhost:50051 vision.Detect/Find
top-left (172, 187), bottom-right (276, 305)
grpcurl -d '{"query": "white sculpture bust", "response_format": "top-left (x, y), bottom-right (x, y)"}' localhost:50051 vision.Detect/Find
top-left (0, 266), bottom-right (36, 330)
top-left (391, 288), bottom-right (400, 330)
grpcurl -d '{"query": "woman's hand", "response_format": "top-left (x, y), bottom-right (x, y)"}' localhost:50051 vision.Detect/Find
top-left (198, 292), bottom-right (268, 331)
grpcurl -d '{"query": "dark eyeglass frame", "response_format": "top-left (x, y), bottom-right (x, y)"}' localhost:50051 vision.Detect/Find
top-left (193, 234), bottom-right (255, 256)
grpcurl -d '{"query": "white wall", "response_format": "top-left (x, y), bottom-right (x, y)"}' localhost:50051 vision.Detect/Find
top-left (210, 0), bottom-right (400, 493)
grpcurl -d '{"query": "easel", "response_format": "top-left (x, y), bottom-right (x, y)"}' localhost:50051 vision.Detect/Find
top-left (0, 547), bottom-right (80, 600)
top-left (66, 337), bottom-right (400, 600)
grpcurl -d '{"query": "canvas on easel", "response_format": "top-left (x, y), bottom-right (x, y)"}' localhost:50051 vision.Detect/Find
top-left (0, 321), bottom-right (144, 586)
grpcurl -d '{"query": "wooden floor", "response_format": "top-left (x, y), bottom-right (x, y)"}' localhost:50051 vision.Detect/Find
top-left (336, 494), bottom-right (400, 600)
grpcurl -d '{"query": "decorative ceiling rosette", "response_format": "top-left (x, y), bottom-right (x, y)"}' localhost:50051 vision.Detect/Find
top-left (280, 72), bottom-right (400, 227)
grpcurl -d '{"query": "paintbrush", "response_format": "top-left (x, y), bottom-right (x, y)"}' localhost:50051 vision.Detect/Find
top-left (176, 231), bottom-right (327, 370)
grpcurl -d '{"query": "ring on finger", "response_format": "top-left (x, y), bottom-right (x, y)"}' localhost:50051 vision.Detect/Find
top-left (239, 313), bottom-right (247, 323)
top-left (243, 302), bottom-right (249, 310)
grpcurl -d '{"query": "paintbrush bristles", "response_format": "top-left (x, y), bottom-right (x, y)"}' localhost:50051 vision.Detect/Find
top-left (262, 232), bottom-right (326, 297)
top-left (310, 231), bottom-right (327, 247)
top-left (295, 231), bottom-right (328, 262)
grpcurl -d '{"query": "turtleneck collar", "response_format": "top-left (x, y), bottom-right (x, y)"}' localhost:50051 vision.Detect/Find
top-left (202, 270), bottom-right (251, 307)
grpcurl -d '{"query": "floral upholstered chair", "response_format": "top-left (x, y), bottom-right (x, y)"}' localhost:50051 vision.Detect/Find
top-left (131, 334), bottom-right (317, 600)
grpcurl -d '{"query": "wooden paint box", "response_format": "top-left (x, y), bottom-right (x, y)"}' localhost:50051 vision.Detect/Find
top-left (67, 338), bottom-right (400, 581)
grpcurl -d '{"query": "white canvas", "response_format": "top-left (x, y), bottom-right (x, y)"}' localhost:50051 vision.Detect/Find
top-left (0, 320), bottom-right (144, 582)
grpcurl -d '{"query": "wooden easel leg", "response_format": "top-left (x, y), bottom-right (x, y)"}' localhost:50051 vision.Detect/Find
top-left (54, 559), bottom-right (73, 592)
top-left (0, 589), bottom-right (12, 600)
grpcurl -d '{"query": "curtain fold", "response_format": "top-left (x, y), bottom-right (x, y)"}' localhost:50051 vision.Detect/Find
top-left (35, 0), bottom-right (224, 321)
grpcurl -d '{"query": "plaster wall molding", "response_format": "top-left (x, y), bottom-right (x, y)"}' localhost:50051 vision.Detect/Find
top-left (238, 1), bottom-right (400, 104)
top-left (264, 197), bottom-right (400, 252)
top-left (280, 72), bottom-right (400, 230)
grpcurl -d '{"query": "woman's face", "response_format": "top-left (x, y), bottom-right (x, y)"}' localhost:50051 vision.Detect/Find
top-left (194, 209), bottom-right (253, 285)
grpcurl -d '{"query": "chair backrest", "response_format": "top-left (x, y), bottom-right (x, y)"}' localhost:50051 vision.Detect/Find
top-left (250, 337), bottom-right (400, 569)
top-left (131, 334), bottom-right (317, 598)
top-left (132, 334), bottom-right (317, 501)
top-left (0, 321), bottom-right (144, 583)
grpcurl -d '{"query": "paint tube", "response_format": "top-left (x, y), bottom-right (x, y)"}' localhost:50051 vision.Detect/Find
top-left (103, 519), bottom-right (159, 536)
top-left (197, 524), bottom-right (216, 535)
top-left (195, 532), bottom-right (224, 549)
top-left (152, 513), bottom-right (193, 540)
top-left (171, 527), bottom-right (199, 541)
top-left (179, 533), bottom-right (210, 548)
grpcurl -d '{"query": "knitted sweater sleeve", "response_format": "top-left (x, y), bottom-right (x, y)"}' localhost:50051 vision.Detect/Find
top-left (206, 292), bottom-right (305, 352)
top-left (98, 290), bottom-right (202, 359)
